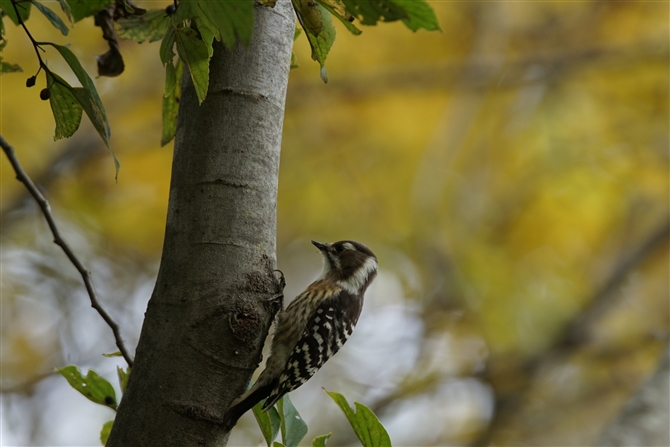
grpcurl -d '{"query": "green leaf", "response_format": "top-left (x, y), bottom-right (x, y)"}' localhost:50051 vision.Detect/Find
top-left (46, 43), bottom-right (118, 175)
top-left (195, 0), bottom-right (254, 48)
top-left (338, 0), bottom-right (438, 31)
top-left (66, 0), bottom-right (113, 22)
top-left (55, 365), bottom-right (118, 410)
top-left (31, 0), bottom-right (69, 35)
top-left (293, 0), bottom-right (322, 36)
top-left (102, 351), bottom-right (122, 357)
top-left (315, 0), bottom-right (361, 35)
top-left (340, 0), bottom-right (406, 26)
top-left (1, 59), bottom-right (22, 74)
top-left (117, 366), bottom-right (130, 392)
top-left (252, 399), bottom-right (281, 447)
top-left (1, 0), bottom-right (31, 25)
top-left (48, 73), bottom-right (84, 139)
top-left (392, 0), bottom-right (439, 32)
top-left (116, 9), bottom-right (169, 43)
top-left (174, 26), bottom-right (210, 104)
top-left (172, 0), bottom-right (195, 22)
top-left (273, 443), bottom-right (286, 447)
top-left (312, 433), bottom-right (332, 447)
top-left (325, 390), bottom-right (392, 447)
top-left (164, 59), bottom-right (176, 96)
top-left (160, 23), bottom-right (176, 65)
top-left (296, 2), bottom-right (335, 83)
top-left (278, 395), bottom-right (308, 447)
top-left (100, 420), bottom-right (113, 445)
top-left (192, 8), bottom-right (216, 57)
top-left (55, 0), bottom-right (73, 22)
top-left (161, 58), bottom-right (182, 146)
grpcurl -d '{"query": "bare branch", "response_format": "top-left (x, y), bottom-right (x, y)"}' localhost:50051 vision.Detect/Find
top-left (0, 134), bottom-right (134, 367)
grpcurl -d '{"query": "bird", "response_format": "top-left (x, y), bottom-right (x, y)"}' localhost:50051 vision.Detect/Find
top-left (222, 239), bottom-right (378, 430)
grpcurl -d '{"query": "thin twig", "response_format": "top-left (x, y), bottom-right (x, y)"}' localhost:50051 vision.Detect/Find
top-left (0, 134), bottom-right (134, 367)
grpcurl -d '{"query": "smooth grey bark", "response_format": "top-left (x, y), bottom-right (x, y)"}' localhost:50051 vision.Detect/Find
top-left (107, 2), bottom-right (296, 445)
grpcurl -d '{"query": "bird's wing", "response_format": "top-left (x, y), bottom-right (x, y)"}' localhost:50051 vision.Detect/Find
top-left (262, 293), bottom-right (356, 409)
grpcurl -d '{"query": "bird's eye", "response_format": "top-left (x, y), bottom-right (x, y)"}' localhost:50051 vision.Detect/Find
top-left (334, 245), bottom-right (344, 253)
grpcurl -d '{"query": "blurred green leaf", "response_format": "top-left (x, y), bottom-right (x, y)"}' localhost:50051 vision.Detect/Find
top-left (116, 9), bottom-right (169, 43)
top-left (336, 0), bottom-right (438, 31)
top-left (55, 0), bottom-right (72, 21)
top-left (174, 26), bottom-right (209, 104)
top-left (31, 0), bottom-right (69, 35)
top-left (65, 0), bottom-right (113, 22)
top-left (55, 365), bottom-right (118, 410)
top-left (1, 0), bottom-right (31, 25)
top-left (1, 59), bottom-right (22, 73)
top-left (100, 420), bottom-right (113, 445)
top-left (325, 390), bottom-right (392, 447)
top-left (273, 443), bottom-right (286, 447)
top-left (395, 0), bottom-right (439, 32)
top-left (161, 58), bottom-right (182, 146)
top-left (312, 433), bottom-right (332, 447)
top-left (252, 399), bottom-right (281, 447)
top-left (47, 73), bottom-right (84, 139)
top-left (102, 351), bottom-right (122, 357)
top-left (117, 366), bottom-right (130, 392)
top-left (278, 395), bottom-right (308, 447)
top-left (340, 0), bottom-right (406, 25)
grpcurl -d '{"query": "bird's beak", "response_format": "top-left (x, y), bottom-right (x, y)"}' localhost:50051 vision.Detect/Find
top-left (311, 240), bottom-right (328, 252)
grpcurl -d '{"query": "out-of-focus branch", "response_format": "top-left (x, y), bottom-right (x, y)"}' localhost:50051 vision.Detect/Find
top-left (1, 133), bottom-right (102, 228)
top-left (563, 220), bottom-right (670, 346)
top-left (0, 134), bottom-right (134, 367)
top-left (286, 40), bottom-right (667, 107)
top-left (473, 217), bottom-right (670, 447)
top-left (598, 345), bottom-right (670, 447)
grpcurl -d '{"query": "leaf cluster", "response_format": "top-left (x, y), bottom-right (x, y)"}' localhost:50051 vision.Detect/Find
top-left (120, 0), bottom-right (439, 145)
top-left (2, 0), bottom-right (438, 172)
top-left (56, 361), bottom-right (390, 446)
top-left (1, 0), bottom-right (119, 174)
top-left (55, 363), bottom-right (130, 445)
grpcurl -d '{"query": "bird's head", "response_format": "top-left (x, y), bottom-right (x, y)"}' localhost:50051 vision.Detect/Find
top-left (312, 240), bottom-right (378, 294)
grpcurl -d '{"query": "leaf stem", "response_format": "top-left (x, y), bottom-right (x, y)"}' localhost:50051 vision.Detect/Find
top-left (10, 0), bottom-right (48, 70)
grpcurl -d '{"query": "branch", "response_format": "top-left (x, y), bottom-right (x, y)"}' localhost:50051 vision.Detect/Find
top-left (0, 134), bottom-right (134, 367)
top-left (472, 217), bottom-right (670, 447)
top-left (2, 133), bottom-right (102, 229)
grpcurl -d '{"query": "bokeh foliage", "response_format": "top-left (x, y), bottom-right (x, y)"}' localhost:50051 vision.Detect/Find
top-left (1, 1), bottom-right (668, 445)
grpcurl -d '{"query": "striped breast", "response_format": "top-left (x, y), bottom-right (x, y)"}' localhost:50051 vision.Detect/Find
top-left (262, 290), bottom-right (363, 409)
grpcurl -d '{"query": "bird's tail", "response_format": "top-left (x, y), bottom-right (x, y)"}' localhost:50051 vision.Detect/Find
top-left (222, 380), bottom-right (275, 431)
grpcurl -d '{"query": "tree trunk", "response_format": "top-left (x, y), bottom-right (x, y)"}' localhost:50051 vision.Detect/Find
top-left (107, 2), bottom-right (295, 445)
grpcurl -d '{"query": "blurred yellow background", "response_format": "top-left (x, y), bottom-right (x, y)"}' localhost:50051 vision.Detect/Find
top-left (1, 1), bottom-right (668, 445)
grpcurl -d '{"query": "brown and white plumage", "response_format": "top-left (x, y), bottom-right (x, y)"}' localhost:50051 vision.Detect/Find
top-left (222, 240), bottom-right (377, 429)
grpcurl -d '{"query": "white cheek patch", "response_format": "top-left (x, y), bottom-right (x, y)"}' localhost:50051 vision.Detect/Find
top-left (317, 254), bottom-right (332, 279)
top-left (337, 257), bottom-right (378, 294)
